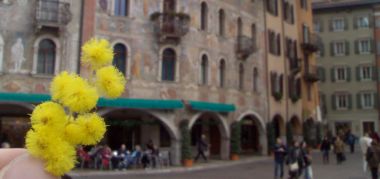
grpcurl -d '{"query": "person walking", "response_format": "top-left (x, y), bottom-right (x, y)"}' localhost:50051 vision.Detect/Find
top-left (346, 130), bottom-right (356, 154)
top-left (334, 137), bottom-right (345, 164)
top-left (273, 138), bottom-right (287, 179)
top-left (286, 141), bottom-right (303, 179)
top-left (194, 134), bottom-right (208, 162)
top-left (360, 133), bottom-right (373, 173)
top-left (366, 141), bottom-right (380, 179)
top-left (320, 136), bottom-right (331, 164)
top-left (301, 142), bottom-right (313, 179)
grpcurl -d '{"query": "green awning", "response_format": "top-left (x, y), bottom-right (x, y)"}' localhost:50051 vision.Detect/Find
top-left (0, 92), bottom-right (184, 110)
top-left (188, 100), bottom-right (236, 112)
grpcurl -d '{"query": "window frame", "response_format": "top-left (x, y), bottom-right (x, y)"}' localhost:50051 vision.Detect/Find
top-left (336, 93), bottom-right (349, 110)
top-left (358, 39), bottom-right (371, 54)
top-left (357, 16), bottom-right (370, 29)
top-left (32, 35), bottom-right (60, 76)
top-left (113, 0), bottom-right (130, 17)
top-left (332, 17), bottom-right (345, 32)
top-left (200, 54), bottom-right (209, 85)
top-left (335, 66), bottom-right (347, 82)
top-left (200, 2), bottom-right (208, 31)
top-left (333, 41), bottom-right (346, 56)
top-left (160, 47), bottom-right (178, 82)
top-left (361, 92), bottom-right (374, 109)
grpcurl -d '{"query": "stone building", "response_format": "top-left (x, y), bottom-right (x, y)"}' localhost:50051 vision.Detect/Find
top-left (0, 0), bottom-right (82, 147)
top-left (313, 0), bottom-right (380, 137)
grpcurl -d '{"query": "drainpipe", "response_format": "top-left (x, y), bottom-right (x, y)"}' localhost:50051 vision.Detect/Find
top-left (263, 0), bottom-right (270, 126)
top-left (76, 0), bottom-right (85, 74)
top-left (280, 1), bottom-right (289, 135)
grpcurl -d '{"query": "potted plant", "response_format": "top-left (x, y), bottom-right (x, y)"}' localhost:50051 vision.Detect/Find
top-left (230, 122), bottom-right (241, 160)
top-left (180, 120), bottom-right (193, 167)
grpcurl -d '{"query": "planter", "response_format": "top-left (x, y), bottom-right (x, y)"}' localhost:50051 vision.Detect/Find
top-left (183, 159), bottom-right (193, 167)
top-left (230, 154), bottom-right (239, 161)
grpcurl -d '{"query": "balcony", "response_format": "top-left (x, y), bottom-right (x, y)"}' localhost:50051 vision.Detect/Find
top-left (289, 58), bottom-right (301, 74)
top-left (303, 65), bottom-right (319, 83)
top-left (35, 0), bottom-right (72, 30)
top-left (301, 33), bottom-right (320, 54)
top-left (150, 12), bottom-right (190, 44)
top-left (236, 35), bottom-right (255, 60)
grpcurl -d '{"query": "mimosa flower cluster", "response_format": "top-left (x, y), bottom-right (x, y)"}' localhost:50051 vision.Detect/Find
top-left (25, 38), bottom-right (126, 176)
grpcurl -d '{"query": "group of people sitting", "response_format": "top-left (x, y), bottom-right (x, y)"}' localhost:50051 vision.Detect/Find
top-left (76, 140), bottom-right (167, 170)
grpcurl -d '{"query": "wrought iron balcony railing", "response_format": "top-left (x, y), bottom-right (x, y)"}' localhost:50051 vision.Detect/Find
top-left (301, 33), bottom-right (320, 53)
top-left (236, 35), bottom-right (255, 60)
top-left (150, 12), bottom-right (190, 44)
top-left (304, 65), bottom-right (319, 82)
top-left (36, 0), bottom-right (72, 28)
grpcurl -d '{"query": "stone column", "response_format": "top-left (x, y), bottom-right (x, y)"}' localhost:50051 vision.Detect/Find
top-left (220, 137), bottom-right (230, 160)
top-left (170, 138), bottom-right (181, 165)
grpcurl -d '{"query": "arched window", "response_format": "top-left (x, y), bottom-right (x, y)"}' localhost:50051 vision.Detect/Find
top-left (239, 63), bottom-right (244, 90)
top-left (162, 48), bottom-right (176, 81)
top-left (113, 43), bottom-right (127, 76)
top-left (253, 67), bottom-right (259, 92)
top-left (37, 39), bottom-right (56, 75)
top-left (163, 0), bottom-right (176, 12)
top-left (219, 59), bottom-right (225, 88)
top-left (237, 17), bottom-right (243, 37)
top-left (201, 55), bottom-right (208, 85)
top-left (201, 2), bottom-right (208, 31)
top-left (219, 9), bottom-right (225, 36)
top-left (251, 24), bottom-right (256, 50)
top-left (114, 0), bottom-right (129, 16)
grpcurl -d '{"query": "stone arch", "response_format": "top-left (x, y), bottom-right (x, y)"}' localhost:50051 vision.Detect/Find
top-left (32, 34), bottom-right (61, 75)
top-left (290, 115), bottom-right (302, 136)
top-left (236, 111), bottom-right (267, 155)
top-left (189, 112), bottom-right (230, 160)
top-left (272, 114), bottom-right (285, 138)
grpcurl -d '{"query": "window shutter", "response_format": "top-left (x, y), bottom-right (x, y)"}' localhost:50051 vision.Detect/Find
top-left (356, 66), bottom-right (361, 81)
top-left (374, 93), bottom-right (378, 109)
top-left (346, 67), bottom-right (351, 82)
top-left (274, 0), bottom-right (278, 16)
top-left (288, 75), bottom-right (292, 97)
top-left (353, 16), bottom-right (358, 29)
top-left (348, 94), bottom-right (353, 109)
top-left (321, 67), bottom-right (326, 82)
top-left (277, 34), bottom-right (281, 55)
top-left (330, 42), bottom-right (335, 56)
top-left (344, 17), bottom-right (348, 30)
top-left (320, 20), bottom-right (324, 32)
top-left (266, 0), bottom-right (271, 12)
top-left (357, 93), bottom-right (362, 109)
top-left (370, 39), bottom-right (375, 53)
top-left (373, 66), bottom-right (378, 81)
top-left (355, 40), bottom-right (359, 54)
top-left (279, 74), bottom-right (284, 95)
top-left (329, 19), bottom-right (333, 31)
top-left (291, 6), bottom-right (295, 24)
top-left (345, 41), bottom-right (350, 56)
top-left (331, 67), bottom-right (335, 82)
top-left (320, 43), bottom-right (325, 57)
top-left (331, 94), bottom-right (337, 110)
top-left (369, 15), bottom-right (374, 28)
top-left (271, 72), bottom-right (276, 95)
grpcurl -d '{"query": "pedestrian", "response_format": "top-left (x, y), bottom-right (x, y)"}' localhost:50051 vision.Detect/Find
top-left (194, 134), bottom-right (208, 162)
top-left (320, 136), bottom-right (331, 164)
top-left (273, 138), bottom-right (287, 179)
top-left (360, 133), bottom-right (373, 173)
top-left (286, 141), bottom-right (303, 179)
top-left (366, 140), bottom-right (380, 179)
top-left (334, 136), bottom-right (345, 164)
top-left (301, 142), bottom-right (313, 179)
top-left (345, 130), bottom-right (356, 154)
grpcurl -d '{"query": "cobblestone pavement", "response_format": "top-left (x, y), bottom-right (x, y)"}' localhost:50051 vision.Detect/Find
top-left (72, 150), bottom-right (369, 179)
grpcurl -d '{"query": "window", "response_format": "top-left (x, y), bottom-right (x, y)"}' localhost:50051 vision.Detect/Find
top-left (161, 48), bottom-right (176, 81)
top-left (219, 9), bottom-right (225, 36)
top-left (303, 25), bottom-right (310, 44)
top-left (113, 43), bottom-right (127, 76)
top-left (239, 63), bottom-right (244, 90)
top-left (358, 39), bottom-right (370, 54)
top-left (361, 92), bottom-right (374, 109)
top-left (219, 59), bottom-right (225, 88)
top-left (267, 0), bottom-right (278, 16)
top-left (200, 2), bottom-right (208, 31)
top-left (333, 41), bottom-right (345, 56)
top-left (251, 24), bottom-right (256, 49)
top-left (314, 20), bottom-right (321, 32)
top-left (336, 93), bottom-right (349, 109)
top-left (332, 18), bottom-right (345, 32)
top-left (283, 2), bottom-right (294, 24)
top-left (253, 67), bottom-right (258, 92)
top-left (237, 17), bottom-right (243, 37)
top-left (357, 16), bottom-right (369, 29)
top-left (163, 0), bottom-right (176, 12)
top-left (37, 39), bottom-right (56, 75)
top-left (300, 0), bottom-right (307, 10)
top-left (200, 55), bottom-right (208, 85)
top-left (359, 65), bottom-right (372, 80)
top-left (335, 67), bottom-right (347, 81)
top-left (114, 0), bottom-right (129, 16)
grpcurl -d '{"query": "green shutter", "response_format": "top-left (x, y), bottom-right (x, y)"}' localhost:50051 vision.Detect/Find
top-left (356, 66), bottom-right (361, 81)
top-left (346, 67), bottom-right (351, 82)
top-left (348, 94), bottom-right (353, 109)
top-left (320, 43), bottom-right (325, 57)
top-left (321, 67), bottom-right (326, 82)
top-left (330, 42), bottom-right (334, 56)
top-left (357, 93), bottom-right (362, 109)
top-left (329, 19), bottom-right (333, 31)
top-left (332, 94), bottom-right (337, 110)
top-left (355, 40), bottom-right (359, 54)
top-left (369, 14), bottom-right (374, 28)
top-left (353, 16), bottom-right (358, 29)
top-left (374, 93), bottom-right (378, 109)
top-left (373, 66), bottom-right (378, 81)
top-left (344, 17), bottom-right (349, 30)
top-left (345, 41), bottom-right (350, 56)
top-left (370, 39), bottom-right (375, 53)
top-left (331, 67), bottom-right (335, 82)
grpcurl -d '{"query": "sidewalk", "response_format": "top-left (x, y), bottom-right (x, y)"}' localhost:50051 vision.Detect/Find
top-left (69, 156), bottom-right (269, 177)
